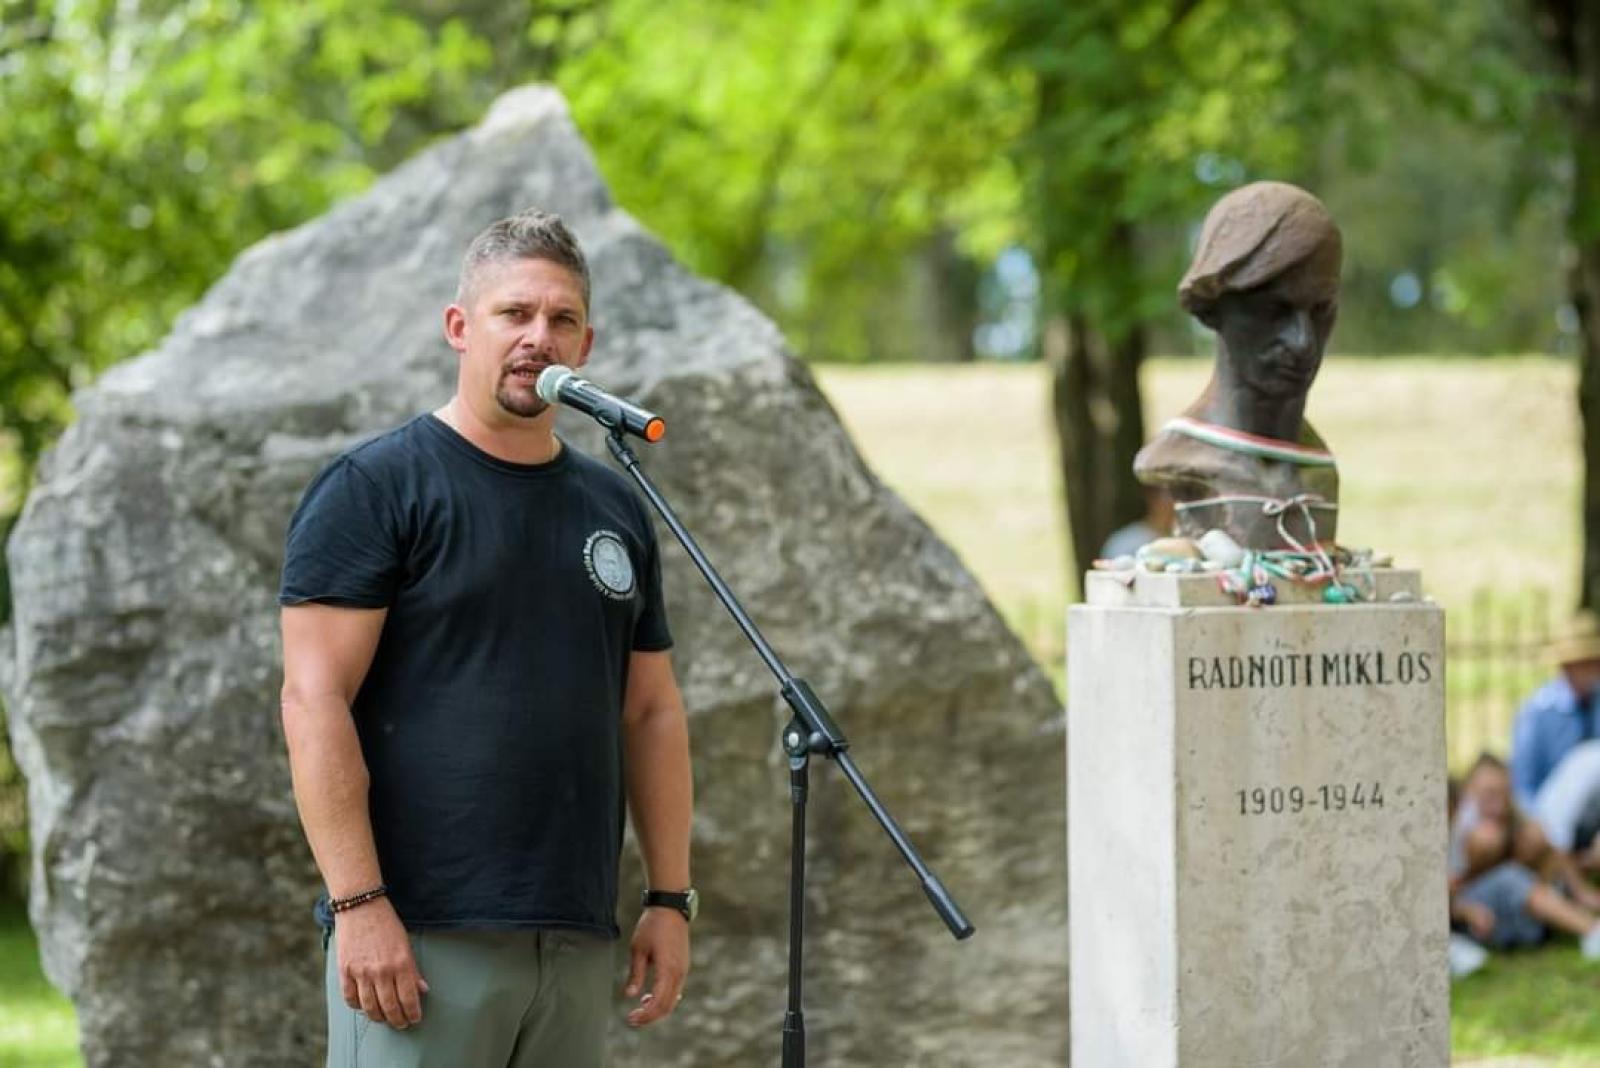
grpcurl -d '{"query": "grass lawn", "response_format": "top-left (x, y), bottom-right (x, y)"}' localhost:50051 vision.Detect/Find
top-left (0, 358), bottom-right (1589, 1064)
top-left (1452, 942), bottom-right (1600, 1065)
top-left (0, 903), bottom-right (78, 1067)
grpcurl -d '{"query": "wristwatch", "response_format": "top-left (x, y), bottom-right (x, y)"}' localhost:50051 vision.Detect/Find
top-left (641, 887), bottom-right (699, 923)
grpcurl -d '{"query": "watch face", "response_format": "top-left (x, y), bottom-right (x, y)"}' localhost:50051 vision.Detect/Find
top-left (685, 887), bottom-right (700, 921)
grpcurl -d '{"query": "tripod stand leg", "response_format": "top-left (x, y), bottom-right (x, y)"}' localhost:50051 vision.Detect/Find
top-left (783, 744), bottom-right (808, 1068)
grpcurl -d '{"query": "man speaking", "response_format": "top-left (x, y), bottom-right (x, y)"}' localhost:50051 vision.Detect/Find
top-left (278, 209), bottom-right (694, 1066)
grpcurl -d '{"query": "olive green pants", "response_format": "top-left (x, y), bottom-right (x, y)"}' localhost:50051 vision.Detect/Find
top-left (324, 927), bottom-right (615, 1068)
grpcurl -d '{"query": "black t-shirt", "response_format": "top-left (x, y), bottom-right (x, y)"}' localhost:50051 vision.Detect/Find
top-left (279, 414), bottom-right (671, 936)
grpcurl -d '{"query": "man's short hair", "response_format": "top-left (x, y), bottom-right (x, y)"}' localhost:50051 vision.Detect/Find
top-left (456, 210), bottom-right (591, 312)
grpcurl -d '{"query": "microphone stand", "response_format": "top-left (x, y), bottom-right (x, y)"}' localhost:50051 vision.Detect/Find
top-left (603, 427), bottom-right (975, 1067)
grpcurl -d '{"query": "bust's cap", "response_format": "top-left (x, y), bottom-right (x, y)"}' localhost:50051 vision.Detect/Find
top-left (1178, 181), bottom-right (1342, 315)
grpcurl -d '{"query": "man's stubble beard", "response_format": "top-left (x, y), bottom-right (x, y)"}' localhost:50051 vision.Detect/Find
top-left (496, 379), bottom-right (548, 419)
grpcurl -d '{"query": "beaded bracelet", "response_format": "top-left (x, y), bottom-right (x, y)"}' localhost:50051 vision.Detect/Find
top-left (329, 884), bottom-right (389, 914)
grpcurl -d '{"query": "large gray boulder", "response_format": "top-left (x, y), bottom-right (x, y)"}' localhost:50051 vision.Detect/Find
top-left (1, 86), bottom-right (1066, 1066)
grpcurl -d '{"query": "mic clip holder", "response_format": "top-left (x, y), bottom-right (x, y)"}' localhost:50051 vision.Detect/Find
top-left (780, 679), bottom-right (848, 760)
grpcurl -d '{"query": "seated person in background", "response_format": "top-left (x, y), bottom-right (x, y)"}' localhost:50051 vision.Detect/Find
top-left (1097, 487), bottom-right (1175, 561)
top-left (1449, 753), bottom-right (1600, 958)
top-left (1512, 614), bottom-right (1600, 862)
top-left (1530, 740), bottom-right (1600, 871)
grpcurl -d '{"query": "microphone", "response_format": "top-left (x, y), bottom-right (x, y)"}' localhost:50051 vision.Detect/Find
top-left (536, 366), bottom-right (666, 443)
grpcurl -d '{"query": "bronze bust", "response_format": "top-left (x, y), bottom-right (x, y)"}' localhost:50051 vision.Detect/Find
top-left (1134, 181), bottom-right (1342, 550)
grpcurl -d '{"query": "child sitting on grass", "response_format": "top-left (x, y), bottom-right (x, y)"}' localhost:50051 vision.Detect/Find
top-left (1450, 752), bottom-right (1600, 959)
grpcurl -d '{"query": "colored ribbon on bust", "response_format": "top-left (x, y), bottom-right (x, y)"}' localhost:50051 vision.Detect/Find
top-left (1163, 416), bottom-right (1336, 467)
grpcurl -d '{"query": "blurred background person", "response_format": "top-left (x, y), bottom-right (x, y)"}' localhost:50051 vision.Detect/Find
top-left (1098, 486), bottom-right (1175, 560)
top-left (1449, 753), bottom-right (1600, 960)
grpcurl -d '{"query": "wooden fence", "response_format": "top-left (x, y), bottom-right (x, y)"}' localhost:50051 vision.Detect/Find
top-left (1445, 587), bottom-right (1561, 772)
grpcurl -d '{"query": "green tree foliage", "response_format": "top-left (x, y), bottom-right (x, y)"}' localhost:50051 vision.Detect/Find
top-left (0, 0), bottom-right (1014, 540)
top-left (551, 0), bottom-right (1021, 363)
top-left (0, 0), bottom-right (497, 577)
top-left (1324, 116), bottom-right (1567, 355)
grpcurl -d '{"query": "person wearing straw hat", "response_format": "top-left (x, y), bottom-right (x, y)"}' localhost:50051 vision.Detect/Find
top-left (1512, 613), bottom-right (1600, 864)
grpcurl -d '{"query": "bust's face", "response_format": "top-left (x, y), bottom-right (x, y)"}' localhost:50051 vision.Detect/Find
top-left (1203, 254), bottom-right (1338, 400)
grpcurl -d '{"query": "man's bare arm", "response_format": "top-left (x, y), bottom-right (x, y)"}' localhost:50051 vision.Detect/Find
top-left (280, 603), bottom-right (426, 1030)
top-left (620, 649), bottom-right (693, 1027)
top-left (281, 603), bottom-right (387, 895)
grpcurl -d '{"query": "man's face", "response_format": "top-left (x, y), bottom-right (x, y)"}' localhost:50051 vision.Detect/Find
top-left (443, 257), bottom-right (593, 424)
top-left (1206, 252), bottom-right (1338, 401)
top-left (1563, 658), bottom-right (1600, 699)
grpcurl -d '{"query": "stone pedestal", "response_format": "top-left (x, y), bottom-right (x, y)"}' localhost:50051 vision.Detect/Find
top-left (1067, 571), bottom-right (1448, 1068)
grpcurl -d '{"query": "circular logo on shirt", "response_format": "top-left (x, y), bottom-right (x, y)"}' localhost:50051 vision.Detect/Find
top-left (584, 530), bottom-right (636, 601)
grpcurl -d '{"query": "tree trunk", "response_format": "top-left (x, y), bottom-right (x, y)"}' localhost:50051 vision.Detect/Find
top-left (1579, 236), bottom-right (1600, 609)
top-left (1028, 61), bottom-right (1152, 598)
top-left (1047, 276), bottom-right (1149, 598)
top-left (920, 229), bottom-right (980, 363)
top-left (1540, 1), bottom-right (1600, 608)
top-left (1578, 28), bottom-right (1600, 609)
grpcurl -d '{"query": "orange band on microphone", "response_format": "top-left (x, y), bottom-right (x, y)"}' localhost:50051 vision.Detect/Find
top-left (644, 418), bottom-right (666, 443)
